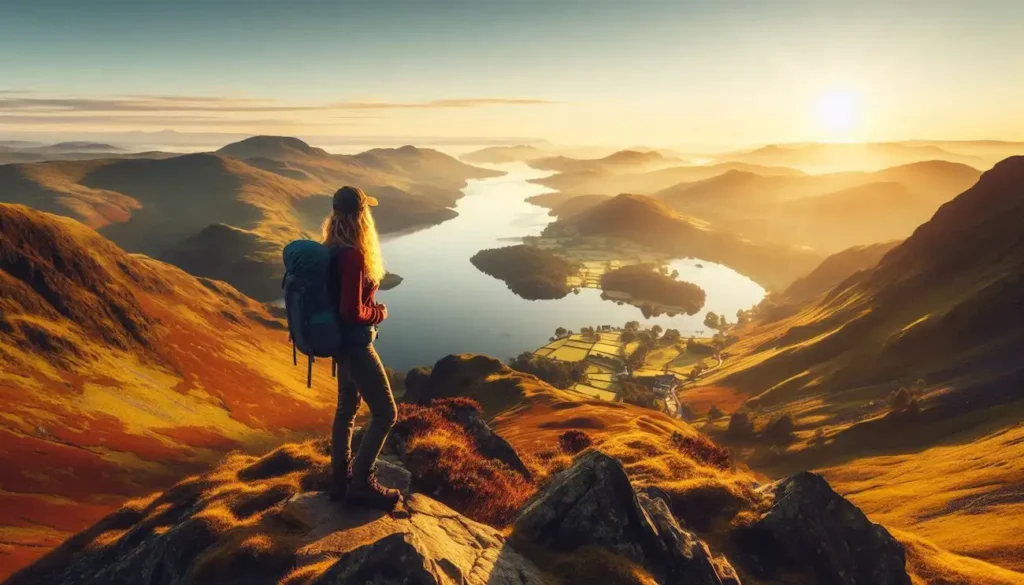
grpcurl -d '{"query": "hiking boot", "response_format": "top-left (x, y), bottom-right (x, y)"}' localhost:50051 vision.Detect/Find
top-left (328, 462), bottom-right (350, 502)
top-left (346, 469), bottom-right (401, 511)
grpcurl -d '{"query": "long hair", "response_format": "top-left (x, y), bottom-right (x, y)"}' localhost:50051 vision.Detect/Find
top-left (320, 200), bottom-right (385, 284)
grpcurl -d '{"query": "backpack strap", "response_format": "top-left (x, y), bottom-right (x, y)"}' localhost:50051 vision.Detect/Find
top-left (307, 355), bottom-right (314, 388)
top-left (291, 336), bottom-right (297, 366)
top-left (331, 358), bottom-right (337, 378)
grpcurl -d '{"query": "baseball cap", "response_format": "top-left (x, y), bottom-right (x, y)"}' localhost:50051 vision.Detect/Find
top-left (332, 186), bottom-right (378, 214)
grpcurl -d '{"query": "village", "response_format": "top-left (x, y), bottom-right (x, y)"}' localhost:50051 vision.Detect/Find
top-left (528, 316), bottom-right (736, 418)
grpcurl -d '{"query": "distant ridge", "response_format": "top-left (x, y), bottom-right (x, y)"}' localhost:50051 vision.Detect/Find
top-left (216, 135), bottom-right (329, 160)
top-left (545, 192), bottom-right (822, 290)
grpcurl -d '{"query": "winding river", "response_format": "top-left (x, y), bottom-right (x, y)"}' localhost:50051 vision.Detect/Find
top-left (374, 162), bottom-right (765, 371)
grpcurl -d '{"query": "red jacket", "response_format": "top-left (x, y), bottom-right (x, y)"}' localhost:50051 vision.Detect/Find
top-left (336, 247), bottom-right (386, 325)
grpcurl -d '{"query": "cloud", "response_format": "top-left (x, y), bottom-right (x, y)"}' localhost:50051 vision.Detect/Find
top-left (0, 94), bottom-right (558, 114)
top-left (0, 114), bottom-right (377, 127)
top-left (329, 98), bottom-right (558, 109)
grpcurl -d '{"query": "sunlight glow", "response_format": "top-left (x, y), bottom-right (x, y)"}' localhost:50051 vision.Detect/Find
top-left (815, 88), bottom-right (863, 141)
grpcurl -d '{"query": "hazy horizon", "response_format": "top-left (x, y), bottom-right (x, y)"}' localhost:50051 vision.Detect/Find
top-left (3, 0), bottom-right (1024, 148)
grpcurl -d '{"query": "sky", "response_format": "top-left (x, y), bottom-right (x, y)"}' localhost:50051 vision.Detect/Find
top-left (2, 0), bottom-right (1023, 148)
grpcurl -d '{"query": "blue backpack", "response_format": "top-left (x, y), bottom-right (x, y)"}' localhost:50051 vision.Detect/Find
top-left (282, 240), bottom-right (377, 387)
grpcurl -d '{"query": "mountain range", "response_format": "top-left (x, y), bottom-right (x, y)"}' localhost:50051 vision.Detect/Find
top-left (0, 136), bottom-right (500, 300)
top-left (542, 192), bottom-right (823, 290)
top-left (528, 158), bottom-right (982, 253)
top-left (690, 156), bottom-right (1024, 575)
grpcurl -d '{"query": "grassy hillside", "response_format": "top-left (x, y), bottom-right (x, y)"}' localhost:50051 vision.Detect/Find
top-left (0, 204), bottom-right (341, 578)
top-left (683, 156), bottom-right (1024, 576)
top-left (654, 161), bottom-right (981, 252)
top-left (0, 136), bottom-right (501, 300)
top-left (544, 193), bottom-right (822, 290)
top-left (775, 240), bottom-right (902, 306)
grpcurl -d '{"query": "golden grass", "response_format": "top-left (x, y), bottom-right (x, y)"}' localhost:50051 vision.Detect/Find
top-left (820, 422), bottom-right (1024, 573)
top-left (511, 541), bottom-right (659, 585)
top-left (0, 204), bottom-right (342, 578)
top-left (896, 529), bottom-right (1024, 585)
top-left (395, 399), bottom-right (536, 526)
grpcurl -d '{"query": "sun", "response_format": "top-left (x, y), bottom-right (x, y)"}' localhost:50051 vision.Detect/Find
top-left (814, 88), bottom-right (863, 141)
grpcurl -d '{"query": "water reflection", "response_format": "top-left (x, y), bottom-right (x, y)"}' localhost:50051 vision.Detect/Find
top-left (374, 162), bottom-right (765, 371)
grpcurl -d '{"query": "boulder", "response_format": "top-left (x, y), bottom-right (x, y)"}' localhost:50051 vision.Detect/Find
top-left (419, 354), bottom-right (507, 404)
top-left (513, 450), bottom-right (734, 585)
top-left (292, 493), bottom-right (549, 585)
top-left (638, 492), bottom-right (739, 585)
top-left (744, 471), bottom-right (911, 585)
top-left (375, 458), bottom-right (414, 498)
top-left (451, 403), bottom-right (532, 479)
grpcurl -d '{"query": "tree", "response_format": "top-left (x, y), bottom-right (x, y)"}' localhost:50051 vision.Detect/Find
top-left (624, 320), bottom-right (640, 332)
top-left (888, 387), bottom-right (919, 413)
top-left (704, 312), bottom-right (720, 331)
top-left (677, 402), bottom-right (695, 422)
top-left (727, 411), bottom-right (755, 439)
top-left (736, 309), bottom-right (750, 326)
top-left (763, 414), bottom-right (795, 445)
top-left (619, 381), bottom-right (659, 409)
top-left (707, 404), bottom-right (724, 419)
top-left (508, 353), bottom-right (586, 389)
top-left (651, 325), bottom-right (663, 340)
top-left (621, 330), bottom-right (636, 343)
top-left (670, 269), bottom-right (679, 279)
top-left (554, 326), bottom-right (567, 338)
top-left (662, 328), bottom-right (681, 345)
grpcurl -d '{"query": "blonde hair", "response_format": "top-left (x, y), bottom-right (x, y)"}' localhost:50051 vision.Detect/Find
top-left (320, 203), bottom-right (385, 284)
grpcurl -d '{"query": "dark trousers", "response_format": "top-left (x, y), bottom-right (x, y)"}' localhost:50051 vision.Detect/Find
top-left (331, 343), bottom-right (397, 482)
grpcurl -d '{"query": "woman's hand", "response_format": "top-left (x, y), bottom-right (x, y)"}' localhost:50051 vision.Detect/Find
top-left (376, 303), bottom-right (388, 320)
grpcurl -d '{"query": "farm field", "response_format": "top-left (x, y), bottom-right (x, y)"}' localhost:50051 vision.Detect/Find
top-left (532, 330), bottom-right (716, 403)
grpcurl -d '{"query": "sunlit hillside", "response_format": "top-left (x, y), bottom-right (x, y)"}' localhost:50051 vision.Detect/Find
top-left (683, 156), bottom-right (1024, 579)
top-left (0, 204), bottom-right (340, 577)
top-left (0, 137), bottom-right (500, 300)
top-left (544, 192), bottom-right (822, 290)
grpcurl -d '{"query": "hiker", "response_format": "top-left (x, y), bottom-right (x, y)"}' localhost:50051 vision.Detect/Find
top-left (321, 186), bottom-right (400, 510)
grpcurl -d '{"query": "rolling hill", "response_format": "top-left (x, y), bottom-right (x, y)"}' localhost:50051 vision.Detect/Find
top-left (726, 141), bottom-right (986, 173)
top-left (9, 352), bottom-right (1018, 585)
top-left (775, 240), bottom-right (901, 306)
top-left (542, 193), bottom-right (822, 291)
top-left (654, 161), bottom-right (982, 252)
top-left (460, 144), bottom-right (547, 164)
top-left (530, 149), bottom-right (679, 174)
top-left (0, 203), bottom-right (342, 578)
top-left (0, 136), bottom-right (501, 300)
top-left (529, 160), bottom-right (805, 196)
top-left (688, 156), bottom-right (1024, 575)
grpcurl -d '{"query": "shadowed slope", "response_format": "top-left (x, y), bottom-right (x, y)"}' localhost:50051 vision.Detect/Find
top-left (689, 156), bottom-right (1024, 574)
top-left (777, 240), bottom-right (902, 306)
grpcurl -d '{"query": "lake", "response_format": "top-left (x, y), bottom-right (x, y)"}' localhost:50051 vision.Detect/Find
top-left (374, 162), bottom-right (765, 371)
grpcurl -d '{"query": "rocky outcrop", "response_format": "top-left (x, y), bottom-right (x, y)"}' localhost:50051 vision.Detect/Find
top-left (513, 450), bottom-right (735, 585)
top-left (450, 403), bottom-right (532, 479)
top-left (288, 493), bottom-right (548, 585)
top-left (741, 471), bottom-right (911, 585)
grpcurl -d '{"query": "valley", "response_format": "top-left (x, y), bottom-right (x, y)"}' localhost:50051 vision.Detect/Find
top-left (1, 137), bottom-right (1022, 584)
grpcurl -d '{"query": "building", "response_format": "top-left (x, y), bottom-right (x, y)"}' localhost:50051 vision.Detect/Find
top-left (652, 374), bottom-right (677, 397)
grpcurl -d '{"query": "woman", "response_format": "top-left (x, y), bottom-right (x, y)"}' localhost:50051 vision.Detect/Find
top-left (321, 185), bottom-right (400, 511)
